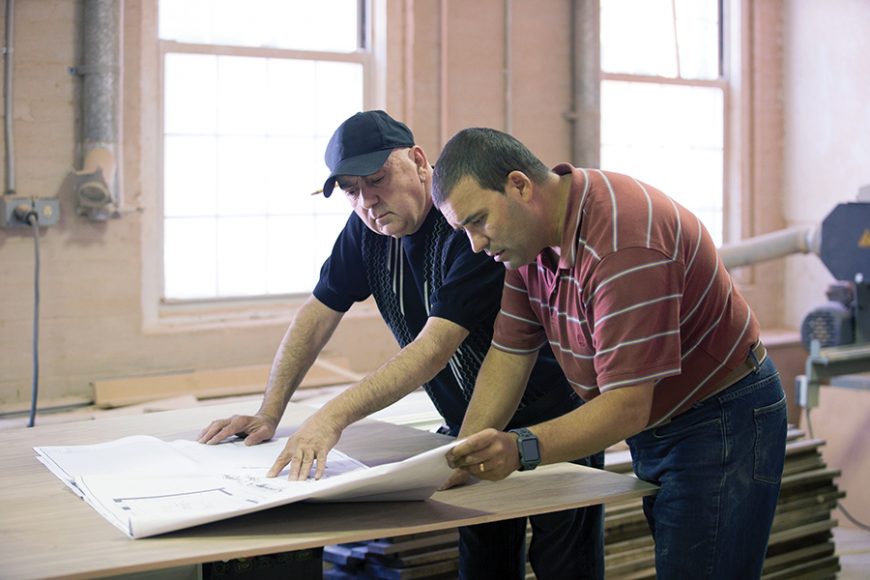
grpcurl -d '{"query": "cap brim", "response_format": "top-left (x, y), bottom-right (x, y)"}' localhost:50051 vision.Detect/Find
top-left (321, 149), bottom-right (393, 197)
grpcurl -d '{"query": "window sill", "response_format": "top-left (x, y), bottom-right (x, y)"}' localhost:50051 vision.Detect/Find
top-left (145, 295), bottom-right (381, 334)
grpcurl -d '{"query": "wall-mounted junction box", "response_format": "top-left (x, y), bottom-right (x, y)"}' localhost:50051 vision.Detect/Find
top-left (0, 196), bottom-right (61, 228)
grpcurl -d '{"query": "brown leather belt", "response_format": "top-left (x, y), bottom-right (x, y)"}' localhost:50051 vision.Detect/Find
top-left (703, 340), bottom-right (767, 401)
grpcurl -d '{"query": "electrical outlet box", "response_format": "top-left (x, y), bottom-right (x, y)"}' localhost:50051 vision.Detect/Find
top-left (35, 198), bottom-right (61, 226)
top-left (1, 196), bottom-right (33, 229)
top-left (0, 196), bottom-right (61, 228)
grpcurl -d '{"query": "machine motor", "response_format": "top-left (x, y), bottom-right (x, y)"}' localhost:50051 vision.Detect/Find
top-left (801, 281), bottom-right (855, 349)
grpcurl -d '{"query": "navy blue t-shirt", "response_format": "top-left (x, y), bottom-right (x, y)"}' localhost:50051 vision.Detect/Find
top-left (314, 207), bottom-right (580, 433)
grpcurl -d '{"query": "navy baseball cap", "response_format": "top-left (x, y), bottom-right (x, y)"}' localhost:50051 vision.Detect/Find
top-left (321, 110), bottom-right (415, 197)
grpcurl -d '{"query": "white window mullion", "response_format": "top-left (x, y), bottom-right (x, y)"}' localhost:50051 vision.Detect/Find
top-left (159, 1), bottom-right (366, 302)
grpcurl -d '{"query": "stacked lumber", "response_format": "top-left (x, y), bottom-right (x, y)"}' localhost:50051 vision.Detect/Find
top-left (324, 530), bottom-right (459, 579)
top-left (763, 433), bottom-right (844, 579)
top-left (600, 502), bottom-right (655, 578)
top-left (326, 429), bottom-right (843, 579)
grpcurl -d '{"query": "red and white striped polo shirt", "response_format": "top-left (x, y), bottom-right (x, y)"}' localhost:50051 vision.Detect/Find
top-left (492, 164), bottom-right (760, 427)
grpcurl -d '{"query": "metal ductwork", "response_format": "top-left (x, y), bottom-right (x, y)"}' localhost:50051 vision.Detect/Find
top-left (719, 225), bottom-right (821, 270)
top-left (73, 0), bottom-right (122, 221)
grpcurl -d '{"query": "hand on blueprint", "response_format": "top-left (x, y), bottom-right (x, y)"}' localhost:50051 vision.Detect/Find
top-left (197, 413), bottom-right (278, 446)
top-left (265, 414), bottom-right (342, 481)
top-left (438, 467), bottom-right (472, 490)
top-left (446, 428), bottom-right (520, 481)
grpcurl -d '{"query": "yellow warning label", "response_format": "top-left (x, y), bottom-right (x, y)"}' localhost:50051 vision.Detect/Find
top-left (860, 229), bottom-right (870, 248)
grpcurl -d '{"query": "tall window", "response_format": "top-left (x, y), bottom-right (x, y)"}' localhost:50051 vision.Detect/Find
top-left (159, 1), bottom-right (366, 301)
top-left (600, 0), bottom-right (725, 245)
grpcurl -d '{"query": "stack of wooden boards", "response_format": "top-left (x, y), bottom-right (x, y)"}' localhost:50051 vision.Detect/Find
top-left (324, 428), bottom-right (844, 579)
top-left (324, 530), bottom-right (460, 579)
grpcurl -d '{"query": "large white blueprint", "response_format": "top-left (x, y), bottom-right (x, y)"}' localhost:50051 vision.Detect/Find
top-left (35, 435), bottom-right (459, 538)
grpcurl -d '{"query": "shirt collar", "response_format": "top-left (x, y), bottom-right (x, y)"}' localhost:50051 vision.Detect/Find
top-left (551, 163), bottom-right (589, 270)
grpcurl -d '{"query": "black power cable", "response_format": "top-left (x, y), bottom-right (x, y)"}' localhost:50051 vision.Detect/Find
top-left (27, 212), bottom-right (40, 428)
top-left (14, 205), bottom-right (40, 427)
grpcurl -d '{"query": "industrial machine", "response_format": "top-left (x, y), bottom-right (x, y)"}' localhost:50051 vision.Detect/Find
top-left (719, 188), bottom-right (870, 409)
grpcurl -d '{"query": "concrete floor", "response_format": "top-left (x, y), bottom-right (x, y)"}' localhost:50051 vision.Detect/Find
top-left (833, 526), bottom-right (870, 579)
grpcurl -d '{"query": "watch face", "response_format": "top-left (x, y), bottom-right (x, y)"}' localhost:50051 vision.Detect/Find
top-left (519, 438), bottom-right (541, 463)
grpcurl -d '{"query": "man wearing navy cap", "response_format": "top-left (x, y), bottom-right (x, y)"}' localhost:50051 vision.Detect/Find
top-left (200, 110), bottom-right (604, 579)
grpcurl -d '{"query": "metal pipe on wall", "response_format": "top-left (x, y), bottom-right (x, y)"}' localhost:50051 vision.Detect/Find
top-left (3, 0), bottom-right (15, 194)
top-left (569, 0), bottom-right (601, 168)
top-left (74, 0), bottom-right (123, 220)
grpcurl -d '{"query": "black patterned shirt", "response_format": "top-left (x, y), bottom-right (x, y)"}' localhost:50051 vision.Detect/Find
top-left (313, 208), bottom-right (580, 433)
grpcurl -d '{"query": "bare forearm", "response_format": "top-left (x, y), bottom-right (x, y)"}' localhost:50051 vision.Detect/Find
top-left (318, 317), bottom-right (468, 429)
top-left (532, 382), bottom-right (654, 464)
top-left (258, 297), bottom-right (343, 421)
top-left (445, 381), bottom-right (654, 482)
top-left (458, 348), bottom-right (535, 438)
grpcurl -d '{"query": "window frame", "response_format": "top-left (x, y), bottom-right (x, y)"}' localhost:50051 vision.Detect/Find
top-left (599, 0), bottom-right (731, 246)
top-left (146, 1), bottom-right (382, 329)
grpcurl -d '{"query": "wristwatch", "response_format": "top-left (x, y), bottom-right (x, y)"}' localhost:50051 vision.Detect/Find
top-left (509, 427), bottom-right (541, 471)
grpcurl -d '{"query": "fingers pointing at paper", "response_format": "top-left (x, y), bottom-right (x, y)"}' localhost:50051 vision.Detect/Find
top-left (445, 428), bottom-right (520, 481)
top-left (266, 415), bottom-right (342, 480)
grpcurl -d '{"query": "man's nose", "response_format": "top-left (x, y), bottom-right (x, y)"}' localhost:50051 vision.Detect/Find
top-left (360, 187), bottom-right (379, 208)
top-left (468, 231), bottom-right (487, 254)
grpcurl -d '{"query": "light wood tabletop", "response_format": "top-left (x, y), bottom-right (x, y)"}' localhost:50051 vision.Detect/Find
top-left (0, 400), bottom-right (657, 579)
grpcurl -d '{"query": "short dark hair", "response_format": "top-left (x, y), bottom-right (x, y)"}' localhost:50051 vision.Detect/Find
top-left (432, 128), bottom-right (551, 206)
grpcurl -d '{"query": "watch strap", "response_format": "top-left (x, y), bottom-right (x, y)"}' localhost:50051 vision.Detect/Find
top-left (509, 427), bottom-right (541, 471)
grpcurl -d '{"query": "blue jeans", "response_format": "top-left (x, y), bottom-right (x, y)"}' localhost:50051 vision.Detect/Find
top-left (458, 451), bottom-right (605, 580)
top-left (627, 356), bottom-right (787, 579)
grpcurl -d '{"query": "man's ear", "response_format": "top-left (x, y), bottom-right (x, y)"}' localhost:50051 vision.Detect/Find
top-left (506, 170), bottom-right (533, 201)
top-left (411, 146), bottom-right (429, 181)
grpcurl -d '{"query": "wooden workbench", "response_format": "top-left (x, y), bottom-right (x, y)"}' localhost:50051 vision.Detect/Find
top-left (0, 401), bottom-right (656, 579)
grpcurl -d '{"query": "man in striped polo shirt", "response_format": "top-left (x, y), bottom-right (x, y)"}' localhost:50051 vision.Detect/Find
top-left (200, 112), bottom-right (604, 579)
top-left (433, 127), bottom-right (788, 579)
